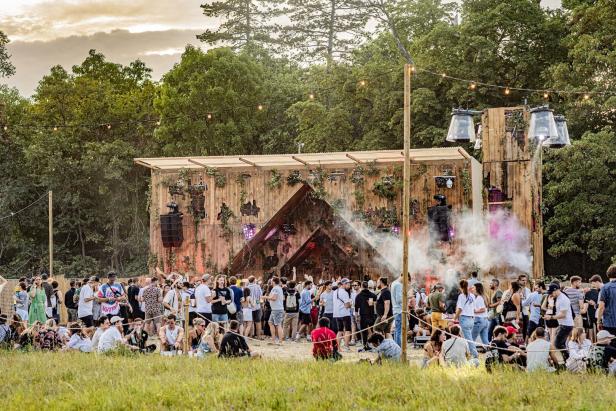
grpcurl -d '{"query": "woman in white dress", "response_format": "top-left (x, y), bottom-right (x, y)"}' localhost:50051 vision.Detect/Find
top-left (242, 287), bottom-right (254, 337)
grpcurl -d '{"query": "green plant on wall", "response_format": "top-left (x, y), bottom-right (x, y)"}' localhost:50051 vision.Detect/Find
top-left (354, 189), bottom-right (365, 209)
top-left (219, 203), bottom-right (235, 239)
top-left (366, 161), bottom-right (380, 177)
top-left (147, 252), bottom-right (158, 270)
top-left (461, 167), bottom-right (472, 198)
top-left (268, 169), bottom-right (282, 189)
top-left (351, 165), bottom-right (365, 185)
top-left (206, 167), bottom-right (226, 188)
top-left (309, 167), bottom-right (327, 200)
top-left (236, 173), bottom-right (249, 205)
top-left (372, 175), bottom-right (403, 200)
top-left (287, 170), bottom-right (303, 186)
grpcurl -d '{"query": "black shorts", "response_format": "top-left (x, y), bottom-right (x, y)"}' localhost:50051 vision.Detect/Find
top-left (79, 315), bottom-right (93, 327)
top-left (336, 316), bottom-right (352, 332)
top-left (252, 309), bottom-right (262, 323)
top-left (196, 312), bottom-right (213, 325)
top-left (299, 312), bottom-right (312, 325)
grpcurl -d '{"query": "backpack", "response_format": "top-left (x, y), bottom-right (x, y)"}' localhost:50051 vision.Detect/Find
top-left (285, 291), bottom-right (298, 310)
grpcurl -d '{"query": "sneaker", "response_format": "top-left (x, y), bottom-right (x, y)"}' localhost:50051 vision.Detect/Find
top-left (343, 346), bottom-right (352, 353)
top-left (294, 333), bottom-right (301, 340)
top-left (349, 340), bottom-right (356, 346)
top-left (306, 336), bottom-right (312, 342)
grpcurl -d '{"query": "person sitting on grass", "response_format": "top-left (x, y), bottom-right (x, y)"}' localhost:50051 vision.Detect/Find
top-left (126, 318), bottom-right (156, 353)
top-left (159, 314), bottom-right (184, 354)
top-left (197, 322), bottom-right (221, 356)
top-left (525, 327), bottom-right (554, 372)
top-left (485, 326), bottom-right (525, 371)
top-left (311, 316), bottom-right (340, 361)
top-left (587, 330), bottom-right (616, 374)
top-left (64, 322), bottom-right (92, 352)
top-left (566, 327), bottom-right (592, 373)
top-left (98, 315), bottom-right (134, 353)
top-left (219, 320), bottom-right (252, 358)
top-left (423, 329), bottom-right (446, 368)
top-left (367, 332), bottom-right (401, 363)
top-left (91, 317), bottom-right (110, 352)
top-left (440, 325), bottom-right (470, 367)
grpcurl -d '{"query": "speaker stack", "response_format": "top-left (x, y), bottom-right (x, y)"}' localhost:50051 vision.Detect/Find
top-left (160, 212), bottom-right (184, 248)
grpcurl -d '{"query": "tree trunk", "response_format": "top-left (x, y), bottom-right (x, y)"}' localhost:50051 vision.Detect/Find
top-left (326, 0), bottom-right (336, 66)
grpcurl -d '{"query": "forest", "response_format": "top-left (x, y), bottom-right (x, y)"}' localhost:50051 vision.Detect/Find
top-left (0, 0), bottom-right (614, 278)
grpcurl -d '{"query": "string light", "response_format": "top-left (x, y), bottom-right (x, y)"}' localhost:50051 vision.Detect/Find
top-left (469, 82), bottom-right (476, 90)
top-left (257, 104), bottom-right (264, 111)
top-left (543, 92), bottom-right (549, 100)
top-left (583, 94), bottom-right (590, 101)
top-left (207, 113), bottom-right (213, 120)
top-left (53, 126), bottom-right (58, 131)
top-left (107, 124), bottom-right (112, 130)
top-left (504, 87), bottom-right (510, 96)
top-left (359, 80), bottom-right (366, 87)
top-left (410, 65), bottom-right (416, 73)
top-left (441, 73), bottom-right (447, 78)
top-left (309, 93), bottom-right (315, 100)
top-left (4, 125), bottom-right (8, 131)
top-left (156, 120), bottom-right (161, 126)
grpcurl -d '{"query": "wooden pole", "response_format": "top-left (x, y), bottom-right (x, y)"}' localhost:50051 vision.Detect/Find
top-left (49, 191), bottom-right (53, 278)
top-left (183, 296), bottom-right (190, 354)
top-left (401, 64), bottom-right (412, 362)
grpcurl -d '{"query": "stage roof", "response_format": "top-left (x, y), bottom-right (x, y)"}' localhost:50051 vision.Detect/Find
top-left (134, 147), bottom-right (473, 170)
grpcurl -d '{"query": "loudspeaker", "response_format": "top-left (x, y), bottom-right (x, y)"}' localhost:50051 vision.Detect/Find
top-left (160, 213), bottom-right (183, 248)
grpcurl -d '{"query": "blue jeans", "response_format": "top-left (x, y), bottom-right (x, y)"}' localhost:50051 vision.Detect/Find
top-left (212, 313), bottom-right (228, 322)
top-left (472, 317), bottom-right (489, 346)
top-left (488, 316), bottom-right (500, 341)
top-left (394, 313), bottom-right (402, 347)
top-left (459, 315), bottom-right (478, 358)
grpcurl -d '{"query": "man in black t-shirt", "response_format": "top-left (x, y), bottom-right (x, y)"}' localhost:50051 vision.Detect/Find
top-left (374, 277), bottom-right (392, 336)
top-left (486, 326), bottom-right (525, 370)
top-left (354, 281), bottom-right (377, 350)
top-left (64, 280), bottom-right (78, 322)
top-left (583, 275), bottom-right (602, 342)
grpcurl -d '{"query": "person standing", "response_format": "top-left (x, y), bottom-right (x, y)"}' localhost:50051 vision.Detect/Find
top-left (163, 281), bottom-right (181, 318)
top-left (472, 283), bottom-right (490, 348)
top-left (468, 271), bottom-right (480, 288)
top-left (247, 276), bottom-right (263, 338)
top-left (429, 283), bottom-right (447, 333)
top-left (77, 276), bottom-right (97, 327)
top-left (14, 282), bottom-right (30, 323)
top-left (263, 276), bottom-right (285, 344)
top-left (391, 274), bottom-right (406, 347)
top-left (375, 277), bottom-right (392, 337)
top-left (563, 276), bottom-right (585, 329)
top-left (41, 273), bottom-right (54, 313)
top-left (333, 278), bottom-right (353, 350)
top-left (544, 283), bottom-right (574, 366)
top-left (228, 276), bottom-right (243, 324)
top-left (97, 272), bottom-right (127, 319)
top-left (354, 281), bottom-right (377, 351)
top-left (142, 276), bottom-right (163, 335)
top-left (518, 274), bottom-right (531, 340)
top-left (453, 279), bottom-right (477, 360)
top-left (282, 281), bottom-right (300, 341)
top-left (597, 265), bottom-right (616, 335)
top-left (28, 276), bottom-right (47, 325)
top-left (319, 281), bottom-right (336, 334)
top-left (211, 275), bottom-right (232, 324)
top-left (194, 274), bottom-right (213, 324)
top-left (64, 280), bottom-right (78, 322)
top-left (583, 274), bottom-right (603, 342)
top-left (297, 280), bottom-right (314, 341)
top-left (523, 281), bottom-right (546, 341)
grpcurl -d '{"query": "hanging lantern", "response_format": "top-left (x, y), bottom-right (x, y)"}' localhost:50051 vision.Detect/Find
top-left (545, 115), bottom-right (571, 148)
top-left (528, 106), bottom-right (559, 146)
top-left (446, 109), bottom-right (476, 143)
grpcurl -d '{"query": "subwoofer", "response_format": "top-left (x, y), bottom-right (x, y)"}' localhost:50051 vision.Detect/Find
top-left (160, 213), bottom-right (183, 248)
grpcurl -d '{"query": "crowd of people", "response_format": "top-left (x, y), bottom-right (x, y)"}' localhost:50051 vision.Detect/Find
top-left (1, 264), bottom-right (616, 374)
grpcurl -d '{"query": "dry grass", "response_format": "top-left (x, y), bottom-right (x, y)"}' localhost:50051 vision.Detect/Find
top-left (0, 351), bottom-right (614, 410)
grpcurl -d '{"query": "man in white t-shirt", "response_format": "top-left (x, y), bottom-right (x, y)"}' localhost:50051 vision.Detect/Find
top-left (194, 274), bottom-right (213, 323)
top-left (98, 316), bottom-right (128, 352)
top-left (78, 276), bottom-right (98, 327)
top-left (441, 325), bottom-right (470, 367)
top-left (526, 327), bottom-right (554, 372)
top-left (263, 276), bottom-right (285, 344)
top-left (333, 279), bottom-right (353, 350)
top-left (545, 283), bottom-right (574, 352)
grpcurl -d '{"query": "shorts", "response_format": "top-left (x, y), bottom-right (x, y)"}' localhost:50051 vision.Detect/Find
top-left (299, 312), bottom-right (312, 325)
top-left (336, 316), bottom-right (352, 332)
top-left (374, 315), bottom-right (393, 334)
top-left (235, 310), bottom-right (243, 324)
top-left (430, 312), bottom-right (448, 330)
top-left (212, 313), bottom-right (228, 323)
top-left (145, 311), bottom-right (162, 323)
top-left (252, 309), bottom-right (262, 323)
top-left (79, 315), bottom-right (94, 327)
top-left (269, 310), bottom-right (284, 326)
top-left (196, 312), bottom-right (213, 324)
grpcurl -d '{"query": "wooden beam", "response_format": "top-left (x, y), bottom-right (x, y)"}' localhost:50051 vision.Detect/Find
top-left (238, 157), bottom-right (259, 167)
top-left (188, 159), bottom-right (209, 168)
top-left (457, 148), bottom-right (471, 160)
top-left (292, 155), bottom-right (309, 166)
top-left (345, 153), bottom-right (363, 164)
top-left (134, 159), bottom-right (160, 170)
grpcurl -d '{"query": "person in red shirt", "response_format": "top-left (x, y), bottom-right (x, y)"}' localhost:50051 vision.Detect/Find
top-left (311, 317), bottom-right (340, 361)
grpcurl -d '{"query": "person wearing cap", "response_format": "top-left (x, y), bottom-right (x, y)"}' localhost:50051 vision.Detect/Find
top-left (597, 265), bottom-right (616, 336)
top-left (428, 284), bottom-right (447, 333)
top-left (97, 272), bottom-right (127, 319)
top-left (545, 283), bottom-right (574, 365)
top-left (588, 330), bottom-right (616, 373)
top-left (77, 276), bottom-right (98, 327)
top-left (98, 315), bottom-right (129, 352)
top-left (195, 274), bottom-right (214, 324)
top-left (332, 278), bottom-right (353, 351)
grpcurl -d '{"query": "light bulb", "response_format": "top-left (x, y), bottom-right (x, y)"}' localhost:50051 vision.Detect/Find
top-left (107, 124), bottom-right (112, 129)
top-left (359, 80), bottom-right (366, 87)
top-left (469, 82), bottom-right (476, 90)
top-left (583, 94), bottom-right (590, 100)
top-left (309, 93), bottom-right (315, 100)
top-left (543, 92), bottom-right (549, 100)
top-left (207, 113), bottom-right (212, 120)
top-left (258, 104), bottom-right (264, 111)
top-left (505, 87), bottom-right (510, 95)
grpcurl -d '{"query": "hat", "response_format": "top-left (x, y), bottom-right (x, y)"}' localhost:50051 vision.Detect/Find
top-left (505, 326), bottom-right (517, 336)
top-left (110, 316), bottom-right (123, 324)
top-left (597, 330), bottom-right (615, 341)
top-left (340, 278), bottom-right (350, 285)
top-left (547, 283), bottom-right (560, 295)
top-left (420, 288), bottom-right (425, 293)
top-left (201, 274), bottom-right (211, 282)
top-left (368, 280), bottom-right (376, 288)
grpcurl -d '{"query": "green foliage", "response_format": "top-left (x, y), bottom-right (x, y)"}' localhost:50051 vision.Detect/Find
top-left (206, 167), bottom-right (227, 189)
top-left (287, 170), bottom-right (303, 186)
top-left (268, 169), bottom-right (283, 189)
top-left (0, 31), bottom-right (15, 77)
top-left (218, 203), bottom-right (235, 239)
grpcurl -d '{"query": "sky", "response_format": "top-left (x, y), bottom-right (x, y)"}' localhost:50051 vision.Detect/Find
top-left (1, 0), bottom-right (562, 97)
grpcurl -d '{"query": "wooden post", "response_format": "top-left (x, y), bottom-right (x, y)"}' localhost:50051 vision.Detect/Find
top-left (49, 191), bottom-right (53, 278)
top-left (183, 296), bottom-right (190, 354)
top-left (401, 64), bottom-right (412, 362)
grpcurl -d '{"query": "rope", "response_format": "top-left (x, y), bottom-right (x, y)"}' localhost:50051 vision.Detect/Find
top-left (0, 192), bottom-right (47, 222)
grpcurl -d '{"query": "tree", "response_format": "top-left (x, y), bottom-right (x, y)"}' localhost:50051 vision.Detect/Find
top-left (282, 0), bottom-right (368, 64)
top-left (0, 31), bottom-right (15, 77)
top-left (197, 0), bottom-right (285, 49)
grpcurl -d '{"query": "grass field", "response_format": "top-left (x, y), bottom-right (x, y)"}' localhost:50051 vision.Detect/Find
top-left (1, 351), bottom-right (615, 410)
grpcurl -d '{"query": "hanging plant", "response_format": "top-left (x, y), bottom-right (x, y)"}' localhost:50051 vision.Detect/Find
top-left (309, 167), bottom-right (327, 200)
top-left (366, 161), bottom-right (380, 177)
top-left (287, 170), bottom-right (303, 186)
top-left (188, 183), bottom-right (206, 219)
top-left (372, 175), bottom-right (402, 200)
top-left (461, 168), bottom-right (472, 198)
top-left (353, 189), bottom-right (365, 210)
top-left (206, 167), bottom-right (226, 188)
top-left (268, 169), bottom-right (282, 189)
top-left (411, 164), bottom-right (428, 180)
top-left (217, 203), bottom-right (235, 239)
top-left (331, 198), bottom-right (345, 211)
top-left (236, 173), bottom-right (248, 205)
top-left (350, 165), bottom-right (365, 185)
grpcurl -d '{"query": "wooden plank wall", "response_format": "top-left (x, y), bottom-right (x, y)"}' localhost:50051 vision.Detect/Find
top-left (482, 107), bottom-right (544, 279)
top-left (149, 158), bottom-right (474, 279)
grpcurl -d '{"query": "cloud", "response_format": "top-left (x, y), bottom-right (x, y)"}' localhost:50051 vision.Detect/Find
top-left (0, 0), bottom-right (208, 41)
top-left (2, 29), bottom-right (206, 97)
